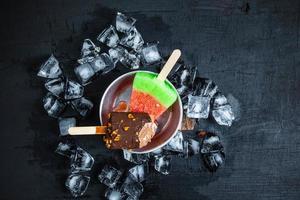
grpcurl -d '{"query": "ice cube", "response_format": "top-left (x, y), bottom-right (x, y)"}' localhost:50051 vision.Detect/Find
top-left (80, 39), bottom-right (100, 58)
top-left (71, 97), bottom-right (93, 117)
top-left (187, 95), bottom-right (210, 119)
top-left (65, 174), bottom-right (90, 197)
top-left (77, 56), bottom-right (96, 65)
top-left (126, 196), bottom-right (138, 200)
top-left (74, 63), bottom-right (95, 85)
top-left (227, 94), bottom-right (241, 121)
top-left (187, 139), bottom-right (200, 156)
top-left (98, 165), bottom-right (123, 188)
top-left (109, 46), bottom-right (128, 64)
top-left (120, 27), bottom-right (144, 51)
top-left (37, 55), bottom-right (63, 78)
top-left (201, 134), bottom-right (223, 154)
top-left (149, 148), bottom-right (163, 158)
top-left (55, 141), bottom-right (76, 157)
top-left (97, 25), bottom-right (120, 48)
top-left (70, 147), bottom-right (94, 172)
top-left (115, 12), bottom-right (136, 33)
top-left (213, 93), bottom-right (228, 107)
top-left (90, 53), bottom-right (114, 74)
top-left (58, 117), bottom-right (76, 136)
top-left (202, 152), bottom-right (225, 172)
top-left (128, 165), bottom-right (146, 182)
top-left (178, 141), bottom-right (189, 158)
top-left (121, 175), bottom-right (143, 198)
top-left (212, 104), bottom-right (235, 126)
top-left (163, 131), bottom-right (184, 153)
top-left (154, 155), bottom-right (171, 175)
top-left (105, 188), bottom-right (124, 200)
top-left (120, 51), bottom-right (140, 69)
top-left (43, 93), bottom-right (66, 118)
top-left (140, 43), bottom-right (162, 65)
top-left (123, 150), bottom-right (149, 164)
top-left (44, 78), bottom-right (65, 97)
top-left (64, 80), bottom-right (84, 100)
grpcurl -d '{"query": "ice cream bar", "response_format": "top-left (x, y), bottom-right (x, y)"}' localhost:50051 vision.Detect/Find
top-left (130, 50), bottom-right (181, 120)
top-left (68, 112), bottom-right (157, 150)
top-left (104, 112), bottom-right (156, 149)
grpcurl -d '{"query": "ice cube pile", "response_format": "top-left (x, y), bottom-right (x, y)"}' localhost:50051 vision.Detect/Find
top-left (36, 12), bottom-right (239, 198)
top-left (55, 141), bottom-right (94, 197)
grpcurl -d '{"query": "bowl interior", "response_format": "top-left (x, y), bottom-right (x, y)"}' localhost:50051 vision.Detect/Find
top-left (99, 71), bottom-right (182, 153)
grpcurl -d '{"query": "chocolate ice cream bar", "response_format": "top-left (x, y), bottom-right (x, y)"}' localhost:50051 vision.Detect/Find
top-left (104, 112), bottom-right (156, 149)
top-left (68, 112), bottom-right (157, 150)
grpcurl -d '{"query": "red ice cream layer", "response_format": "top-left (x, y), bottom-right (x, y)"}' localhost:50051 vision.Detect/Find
top-left (130, 89), bottom-right (166, 120)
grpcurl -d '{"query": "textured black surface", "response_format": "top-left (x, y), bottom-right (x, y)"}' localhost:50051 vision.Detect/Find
top-left (0, 0), bottom-right (300, 199)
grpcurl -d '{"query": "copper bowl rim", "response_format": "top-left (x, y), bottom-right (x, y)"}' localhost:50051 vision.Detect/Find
top-left (99, 70), bottom-right (183, 154)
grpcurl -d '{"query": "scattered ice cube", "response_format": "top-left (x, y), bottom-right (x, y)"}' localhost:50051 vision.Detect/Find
top-left (98, 165), bottom-right (123, 188)
top-left (128, 165), bottom-right (146, 182)
top-left (213, 93), bottom-right (228, 107)
top-left (163, 131), bottom-right (184, 153)
top-left (37, 55), bottom-right (63, 78)
top-left (149, 148), bottom-right (163, 158)
top-left (109, 46), bottom-right (128, 64)
top-left (212, 105), bottom-right (235, 126)
top-left (44, 78), bottom-right (65, 97)
top-left (123, 150), bottom-right (149, 164)
top-left (154, 155), bottom-right (171, 175)
top-left (187, 95), bottom-right (210, 119)
top-left (201, 135), bottom-right (223, 154)
top-left (70, 147), bottom-right (94, 172)
top-left (77, 56), bottom-right (96, 65)
top-left (202, 152), bottom-right (225, 172)
top-left (226, 94), bottom-right (241, 121)
top-left (71, 97), bottom-right (93, 117)
top-left (97, 25), bottom-right (120, 48)
top-left (187, 139), bottom-right (200, 156)
top-left (201, 134), bottom-right (225, 171)
top-left (116, 12), bottom-right (136, 33)
top-left (64, 80), bottom-right (84, 100)
top-left (126, 196), bottom-right (138, 200)
top-left (43, 92), bottom-right (66, 118)
top-left (105, 188), bottom-right (124, 200)
top-left (58, 117), bottom-right (76, 136)
top-left (90, 53), bottom-right (114, 74)
top-left (120, 51), bottom-right (140, 69)
top-left (80, 39), bottom-right (100, 58)
top-left (178, 141), bottom-right (189, 158)
top-left (140, 42), bottom-right (162, 65)
top-left (202, 80), bottom-right (218, 98)
top-left (65, 174), bottom-right (90, 197)
top-left (55, 141), bottom-right (76, 157)
top-left (121, 175), bottom-right (144, 198)
top-left (203, 135), bottom-right (220, 145)
top-left (74, 63), bottom-right (95, 85)
top-left (120, 27), bottom-right (144, 51)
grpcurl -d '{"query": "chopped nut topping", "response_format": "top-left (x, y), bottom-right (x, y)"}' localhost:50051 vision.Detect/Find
top-left (132, 118), bottom-right (136, 121)
top-left (128, 113), bottom-right (134, 119)
top-left (123, 126), bottom-right (130, 131)
top-left (114, 135), bottom-right (120, 141)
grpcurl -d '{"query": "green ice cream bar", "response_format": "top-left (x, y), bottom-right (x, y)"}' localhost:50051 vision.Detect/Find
top-left (132, 72), bottom-right (177, 108)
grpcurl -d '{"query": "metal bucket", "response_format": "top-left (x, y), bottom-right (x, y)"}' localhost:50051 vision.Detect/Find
top-left (99, 70), bottom-right (183, 153)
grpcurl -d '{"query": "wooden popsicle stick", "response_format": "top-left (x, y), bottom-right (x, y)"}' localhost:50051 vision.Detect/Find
top-left (68, 126), bottom-right (107, 135)
top-left (156, 49), bottom-right (181, 81)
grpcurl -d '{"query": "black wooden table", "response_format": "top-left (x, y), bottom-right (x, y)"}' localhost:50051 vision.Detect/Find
top-left (0, 0), bottom-right (299, 199)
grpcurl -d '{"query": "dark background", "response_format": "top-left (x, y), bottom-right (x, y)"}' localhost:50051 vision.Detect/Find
top-left (0, 0), bottom-right (299, 199)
